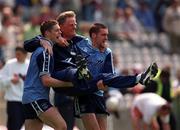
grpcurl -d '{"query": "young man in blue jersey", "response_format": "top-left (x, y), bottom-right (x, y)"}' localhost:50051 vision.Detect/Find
top-left (71, 23), bottom-right (113, 130)
top-left (24, 11), bottom-right (158, 130)
top-left (22, 20), bottom-right (74, 130)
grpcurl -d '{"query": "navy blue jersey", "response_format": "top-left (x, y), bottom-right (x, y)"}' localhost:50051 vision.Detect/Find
top-left (24, 35), bottom-right (85, 71)
top-left (22, 47), bottom-right (54, 104)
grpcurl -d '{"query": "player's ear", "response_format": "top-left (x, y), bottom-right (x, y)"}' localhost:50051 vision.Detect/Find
top-left (45, 30), bottom-right (50, 37)
top-left (91, 33), bottom-right (96, 39)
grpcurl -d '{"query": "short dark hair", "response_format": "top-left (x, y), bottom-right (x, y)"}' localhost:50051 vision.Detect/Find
top-left (15, 46), bottom-right (27, 54)
top-left (56, 11), bottom-right (76, 25)
top-left (40, 20), bottom-right (58, 36)
top-left (89, 23), bottom-right (107, 38)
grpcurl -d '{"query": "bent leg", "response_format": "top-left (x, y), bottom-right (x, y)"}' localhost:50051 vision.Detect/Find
top-left (96, 73), bottom-right (137, 89)
top-left (39, 106), bottom-right (67, 130)
top-left (81, 114), bottom-right (101, 130)
top-left (25, 119), bottom-right (43, 130)
top-left (96, 114), bottom-right (107, 130)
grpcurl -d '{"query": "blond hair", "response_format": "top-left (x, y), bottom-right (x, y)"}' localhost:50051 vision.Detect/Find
top-left (56, 11), bottom-right (76, 25)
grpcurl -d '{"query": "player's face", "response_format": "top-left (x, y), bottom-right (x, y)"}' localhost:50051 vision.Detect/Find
top-left (48, 24), bottom-right (62, 44)
top-left (94, 28), bottom-right (108, 50)
top-left (60, 17), bottom-right (77, 40)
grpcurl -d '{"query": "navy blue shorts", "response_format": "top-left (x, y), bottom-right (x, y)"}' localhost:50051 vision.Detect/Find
top-left (74, 94), bottom-right (109, 117)
top-left (23, 99), bottom-right (52, 119)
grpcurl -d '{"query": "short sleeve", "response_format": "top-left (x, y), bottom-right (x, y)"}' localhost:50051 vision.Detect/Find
top-left (37, 50), bottom-right (54, 77)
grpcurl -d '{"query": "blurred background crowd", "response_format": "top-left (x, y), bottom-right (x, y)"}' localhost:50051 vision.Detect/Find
top-left (0, 0), bottom-right (180, 130)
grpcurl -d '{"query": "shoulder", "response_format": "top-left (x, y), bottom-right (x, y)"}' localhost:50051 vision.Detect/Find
top-left (106, 48), bottom-right (112, 53)
top-left (72, 35), bottom-right (86, 43)
top-left (32, 47), bottom-right (46, 57)
top-left (76, 37), bottom-right (92, 48)
top-left (104, 48), bottom-right (112, 55)
top-left (4, 58), bottom-right (18, 68)
top-left (25, 59), bottom-right (30, 64)
top-left (6, 58), bottom-right (17, 64)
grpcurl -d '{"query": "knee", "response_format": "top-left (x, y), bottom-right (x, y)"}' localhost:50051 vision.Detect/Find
top-left (54, 119), bottom-right (67, 130)
top-left (58, 122), bottom-right (67, 130)
top-left (62, 125), bottom-right (67, 130)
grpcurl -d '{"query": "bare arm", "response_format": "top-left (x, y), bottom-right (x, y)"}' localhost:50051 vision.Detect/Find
top-left (39, 36), bottom-right (69, 55)
top-left (132, 118), bottom-right (142, 130)
top-left (162, 123), bottom-right (171, 130)
top-left (150, 117), bottom-right (160, 130)
top-left (131, 107), bottom-right (143, 130)
top-left (40, 39), bottom-right (53, 55)
top-left (97, 80), bottom-right (108, 91)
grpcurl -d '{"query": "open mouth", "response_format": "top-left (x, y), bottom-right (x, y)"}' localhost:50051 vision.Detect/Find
top-left (56, 36), bottom-right (61, 39)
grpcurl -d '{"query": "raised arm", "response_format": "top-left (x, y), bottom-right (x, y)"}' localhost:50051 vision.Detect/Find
top-left (24, 35), bottom-right (68, 54)
top-left (24, 35), bottom-right (42, 52)
top-left (24, 35), bottom-right (53, 54)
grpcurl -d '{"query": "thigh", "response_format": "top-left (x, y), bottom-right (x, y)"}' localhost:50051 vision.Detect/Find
top-left (39, 106), bottom-right (67, 130)
top-left (131, 107), bottom-right (144, 130)
top-left (23, 99), bottom-right (53, 120)
top-left (81, 113), bottom-right (100, 130)
top-left (23, 99), bottom-right (67, 130)
top-left (25, 119), bottom-right (43, 130)
top-left (96, 114), bottom-right (107, 130)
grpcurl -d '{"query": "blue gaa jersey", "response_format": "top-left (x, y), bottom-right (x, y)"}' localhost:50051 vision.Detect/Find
top-left (22, 47), bottom-right (54, 104)
top-left (76, 38), bottom-right (114, 96)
